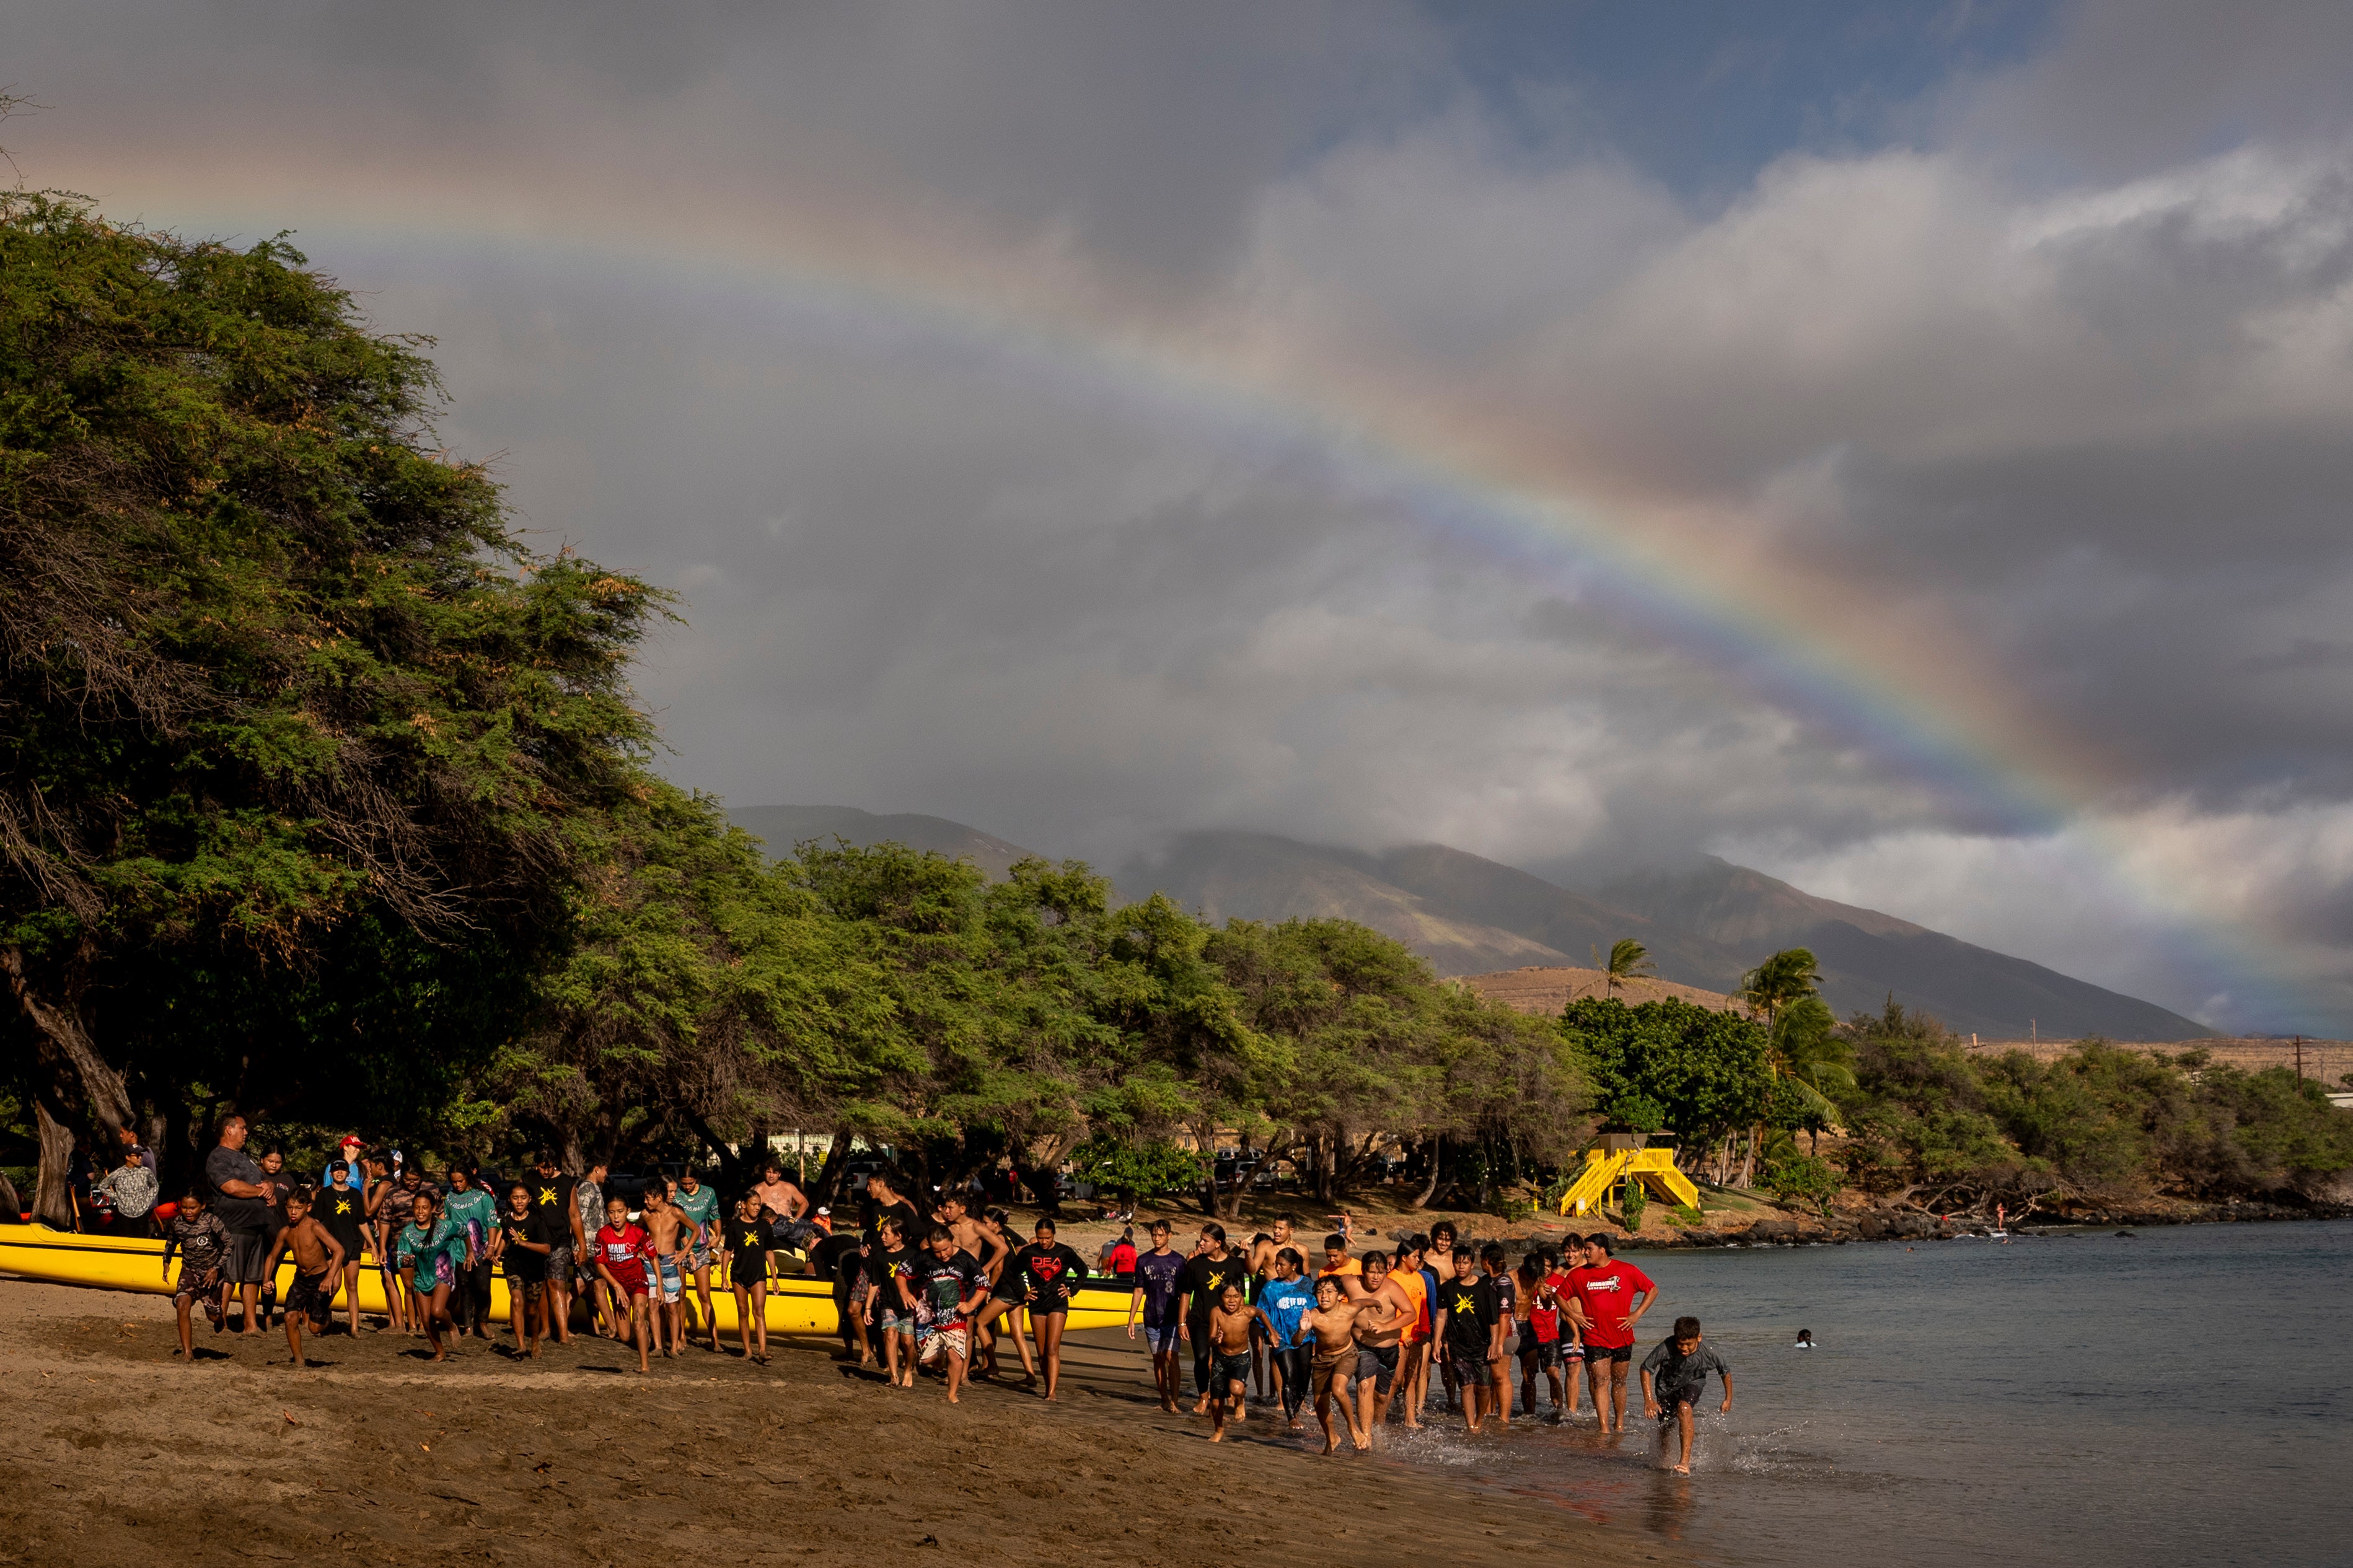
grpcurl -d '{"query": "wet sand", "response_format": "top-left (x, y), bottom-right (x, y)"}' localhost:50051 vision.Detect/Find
top-left (0, 1277), bottom-right (1676, 1566)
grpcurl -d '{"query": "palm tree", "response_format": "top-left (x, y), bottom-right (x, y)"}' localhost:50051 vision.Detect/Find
top-left (1737, 947), bottom-right (1822, 1027)
top-left (1604, 937), bottom-right (1656, 996)
top-left (1767, 994), bottom-right (1855, 1148)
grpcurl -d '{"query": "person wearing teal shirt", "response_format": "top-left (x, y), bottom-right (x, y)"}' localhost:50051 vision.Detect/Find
top-left (393, 1197), bottom-right (470, 1360)
top-left (671, 1172), bottom-right (723, 1352)
top-left (442, 1168), bottom-right (499, 1340)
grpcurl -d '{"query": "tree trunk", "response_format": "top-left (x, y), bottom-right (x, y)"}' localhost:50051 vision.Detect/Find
top-left (809, 1124), bottom-right (856, 1207)
top-left (32, 1096), bottom-right (76, 1229)
top-left (1411, 1137), bottom-right (1442, 1210)
top-left (0, 1165), bottom-right (22, 1224)
top-left (6, 946), bottom-right (133, 1142)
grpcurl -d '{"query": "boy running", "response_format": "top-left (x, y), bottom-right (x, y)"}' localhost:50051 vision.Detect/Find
top-left (263, 1188), bottom-right (346, 1367)
top-left (1303, 1275), bottom-right (1368, 1453)
top-left (903, 1224), bottom-right (991, 1403)
top-left (1642, 1316), bottom-right (1733, 1474)
top-left (1126, 1219), bottom-right (1189, 1413)
top-left (160, 1189), bottom-right (231, 1357)
top-left (1432, 1247), bottom-right (1499, 1432)
top-left (592, 1193), bottom-right (654, 1373)
top-left (1350, 1250), bottom-right (1412, 1437)
top-left (1205, 1282), bottom-right (1256, 1442)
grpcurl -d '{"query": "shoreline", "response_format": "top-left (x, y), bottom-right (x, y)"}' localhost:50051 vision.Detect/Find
top-left (0, 1274), bottom-right (1681, 1566)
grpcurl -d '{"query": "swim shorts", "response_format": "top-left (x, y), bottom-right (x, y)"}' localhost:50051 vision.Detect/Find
top-left (505, 1274), bottom-right (547, 1306)
top-left (172, 1267), bottom-right (224, 1308)
top-left (876, 1305), bottom-right (912, 1334)
top-left (225, 1229), bottom-right (275, 1285)
top-left (1143, 1323), bottom-right (1182, 1352)
top-left (989, 1270), bottom-right (1027, 1302)
top-left (1451, 1349), bottom-right (1495, 1385)
top-left (1214, 1350), bottom-right (1254, 1392)
top-left (917, 1319), bottom-right (970, 1365)
top-left (286, 1268), bottom-right (335, 1327)
top-left (1353, 1342), bottom-right (1400, 1394)
top-left (1534, 1338), bottom-right (1564, 1370)
top-left (545, 1245), bottom-right (576, 1286)
top-left (1653, 1386), bottom-right (1702, 1414)
top-left (1581, 1342), bottom-right (1632, 1364)
top-left (654, 1253), bottom-right (684, 1304)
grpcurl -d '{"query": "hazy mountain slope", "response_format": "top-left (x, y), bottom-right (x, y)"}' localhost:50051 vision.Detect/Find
top-left (1119, 831), bottom-right (1568, 976)
top-left (728, 804), bottom-right (1037, 881)
top-left (1600, 857), bottom-right (2214, 1042)
top-left (1371, 844), bottom-right (1749, 992)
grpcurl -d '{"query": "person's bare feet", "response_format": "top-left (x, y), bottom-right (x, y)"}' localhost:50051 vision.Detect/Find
top-left (1322, 1437), bottom-right (1340, 1455)
top-left (1671, 1461), bottom-right (1691, 1474)
top-left (1207, 1426), bottom-right (1223, 1442)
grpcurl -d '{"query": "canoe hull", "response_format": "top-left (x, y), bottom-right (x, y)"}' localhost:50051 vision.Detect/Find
top-left (0, 1229), bottom-right (1134, 1334)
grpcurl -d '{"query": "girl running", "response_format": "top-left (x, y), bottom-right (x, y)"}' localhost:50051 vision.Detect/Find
top-left (491, 1181), bottom-right (556, 1359)
top-left (442, 1166), bottom-right (497, 1341)
top-left (593, 1193), bottom-right (654, 1373)
top-left (394, 1191), bottom-right (470, 1361)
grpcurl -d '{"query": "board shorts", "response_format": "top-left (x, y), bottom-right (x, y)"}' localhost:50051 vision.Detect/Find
top-left (286, 1268), bottom-right (336, 1327)
top-left (917, 1318), bottom-right (970, 1364)
top-left (1582, 1342), bottom-right (1633, 1364)
top-left (989, 1271), bottom-right (1027, 1302)
top-left (1655, 1386), bottom-right (1704, 1414)
top-left (1448, 1342), bottom-right (1495, 1384)
top-left (875, 1305), bottom-right (912, 1334)
top-left (225, 1229), bottom-right (275, 1285)
top-left (1214, 1350), bottom-right (1253, 1391)
top-left (1533, 1337), bottom-right (1564, 1370)
top-left (505, 1275), bottom-right (547, 1307)
top-left (1143, 1323), bottom-right (1181, 1352)
top-left (685, 1238), bottom-right (711, 1273)
top-left (1311, 1349), bottom-right (1350, 1386)
top-left (654, 1253), bottom-right (685, 1304)
top-left (173, 1266), bottom-right (224, 1308)
top-left (545, 1245), bottom-right (576, 1286)
top-left (1354, 1342), bottom-right (1400, 1394)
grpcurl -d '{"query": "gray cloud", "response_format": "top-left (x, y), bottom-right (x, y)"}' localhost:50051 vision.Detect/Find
top-left (9, 1), bottom-right (2353, 1030)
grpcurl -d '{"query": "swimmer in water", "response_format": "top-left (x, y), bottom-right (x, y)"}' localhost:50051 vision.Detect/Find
top-left (1795, 1328), bottom-right (1815, 1348)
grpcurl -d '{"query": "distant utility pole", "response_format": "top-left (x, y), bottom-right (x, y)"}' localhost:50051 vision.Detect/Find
top-left (2295, 1036), bottom-right (2305, 1079)
top-left (2031, 1018), bottom-right (2037, 1044)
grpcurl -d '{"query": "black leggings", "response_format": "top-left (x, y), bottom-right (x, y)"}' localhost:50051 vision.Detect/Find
top-left (1190, 1315), bottom-right (1215, 1396)
top-left (1275, 1346), bottom-right (1310, 1419)
top-left (452, 1259), bottom-right (493, 1329)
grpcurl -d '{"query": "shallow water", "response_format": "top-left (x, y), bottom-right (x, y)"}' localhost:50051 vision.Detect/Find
top-left (1247, 1222), bottom-right (2351, 1567)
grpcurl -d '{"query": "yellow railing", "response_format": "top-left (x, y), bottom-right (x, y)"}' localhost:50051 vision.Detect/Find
top-left (1558, 1146), bottom-right (1699, 1215)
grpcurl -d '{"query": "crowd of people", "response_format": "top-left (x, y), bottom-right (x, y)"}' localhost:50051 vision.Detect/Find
top-left (147, 1124), bottom-right (1735, 1471)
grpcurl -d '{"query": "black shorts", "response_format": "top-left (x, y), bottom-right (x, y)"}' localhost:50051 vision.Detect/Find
top-left (1583, 1342), bottom-right (1632, 1364)
top-left (224, 1229), bottom-right (275, 1285)
top-left (1353, 1342), bottom-right (1399, 1394)
top-left (1655, 1388), bottom-right (1702, 1415)
top-left (990, 1272), bottom-right (1027, 1302)
top-left (1533, 1338), bottom-right (1564, 1370)
top-left (1214, 1350), bottom-right (1252, 1392)
top-left (731, 1261), bottom-right (770, 1291)
top-left (286, 1268), bottom-right (336, 1326)
top-left (1446, 1340), bottom-right (1493, 1383)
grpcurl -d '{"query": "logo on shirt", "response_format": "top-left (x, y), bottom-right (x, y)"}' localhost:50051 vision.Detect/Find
top-left (538, 1186), bottom-right (558, 1206)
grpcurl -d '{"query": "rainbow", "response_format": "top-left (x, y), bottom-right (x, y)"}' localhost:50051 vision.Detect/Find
top-left (39, 152), bottom-right (2307, 1024)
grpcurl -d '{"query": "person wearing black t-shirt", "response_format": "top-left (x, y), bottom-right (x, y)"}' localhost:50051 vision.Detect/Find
top-left (1179, 1223), bottom-right (1248, 1414)
top-left (858, 1171), bottom-right (923, 1255)
top-left (524, 1155), bottom-right (582, 1346)
top-left (491, 1181), bottom-right (561, 1358)
top-left (1432, 1248), bottom-right (1500, 1432)
top-left (1009, 1217), bottom-right (1089, 1401)
top-left (723, 1193), bottom-right (774, 1364)
top-left (863, 1216), bottom-right (917, 1386)
top-left (313, 1162), bottom-right (370, 1338)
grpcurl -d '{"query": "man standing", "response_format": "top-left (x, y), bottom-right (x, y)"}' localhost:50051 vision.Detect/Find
top-left (1564, 1232), bottom-right (1658, 1434)
top-left (203, 1116), bottom-right (275, 1336)
top-left (752, 1159), bottom-right (813, 1248)
top-left (576, 1162), bottom-right (612, 1338)
top-left (526, 1153), bottom-right (583, 1346)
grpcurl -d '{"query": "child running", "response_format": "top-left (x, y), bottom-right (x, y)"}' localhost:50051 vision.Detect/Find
top-left (160, 1189), bottom-right (230, 1357)
top-left (1642, 1316), bottom-right (1733, 1474)
top-left (491, 1181), bottom-right (558, 1359)
top-left (1432, 1246), bottom-right (1498, 1432)
top-left (263, 1188), bottom-right (346, 1366)
top-left (903, 1223), bottom-right (990, 1402)
top-left (592, 1193), bottom-right (655, 1373)
top-left (1204, 1282), bottom-right (1256, 1442)
top-left (1252, 1247), bottom-right (1316, 1431)
top-left (1303, 1274), bottom-right (1368, 1453)
top-left (863, 1215), bottom-right (916, 1387)
top-left (394, 1191), bottom-right (470, 1361)
top-left (640, 1180), bottom-right (695, 1359)
top-left (724, 1190), bottom-right (773, 1364)
top-left (442, 1166), bottom-right (498, 1341)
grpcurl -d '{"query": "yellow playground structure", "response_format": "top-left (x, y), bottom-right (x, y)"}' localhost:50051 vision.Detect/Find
top-left (1557, 1144), bottom-right (1700, 1215)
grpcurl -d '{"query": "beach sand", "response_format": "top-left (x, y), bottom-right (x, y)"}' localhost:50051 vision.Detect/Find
top-left (0, 1276), bottom-right (1673, 1567)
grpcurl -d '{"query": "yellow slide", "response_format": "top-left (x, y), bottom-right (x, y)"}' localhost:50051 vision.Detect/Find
top-left (1557, 1147), bottom-right (1700, 1215)
top-left (0, 1227), bottom-right (1135, 1334)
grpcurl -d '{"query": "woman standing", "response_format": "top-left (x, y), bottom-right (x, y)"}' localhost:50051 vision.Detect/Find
top-left (1008, 1217), bottom-right (1089, 1401)
top-left (442, 1167), bottom-right (498, 1340)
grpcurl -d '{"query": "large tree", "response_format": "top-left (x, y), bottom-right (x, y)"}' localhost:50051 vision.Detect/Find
top-left (0, 195), bottom-right (662, 1216)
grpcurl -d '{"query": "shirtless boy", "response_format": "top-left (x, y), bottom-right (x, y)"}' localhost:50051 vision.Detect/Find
top-left (1205, 1282), bottom-right (1256, 1442)
top-left (1350, 1249), bottom-right (1414, 1437)
top-left (641, 1181), bottom-right (696, 1357)
top-left (263, 1188), bottom-right (347, 1366)
top-left (1303, 1274), bottom-right (1369, 1453)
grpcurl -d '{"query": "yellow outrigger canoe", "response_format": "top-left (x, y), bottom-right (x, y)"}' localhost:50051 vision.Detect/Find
top-left (0, 1226), bottom-right (1136, 1334)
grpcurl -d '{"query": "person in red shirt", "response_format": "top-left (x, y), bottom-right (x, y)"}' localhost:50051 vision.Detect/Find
top-left (1564, 1232), bottom-right (1657, 1433)
top-left (593, 1194), bottom-right (655, 1374)
top-left (1540, 1243), bottom-right (1584, 1418)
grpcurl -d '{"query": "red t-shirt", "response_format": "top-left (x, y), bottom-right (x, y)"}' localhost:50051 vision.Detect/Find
top-left (1565, 1259), bottom-right (1654, 1349)
top-left (596, 1222), bottom-right (651, 1290)
top-left (1107, 1242), bottom-right (1137, 1274)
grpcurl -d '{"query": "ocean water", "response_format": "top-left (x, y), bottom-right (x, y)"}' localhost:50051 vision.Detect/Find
top-left (1324, 1222), bottom-right (2350, 1567)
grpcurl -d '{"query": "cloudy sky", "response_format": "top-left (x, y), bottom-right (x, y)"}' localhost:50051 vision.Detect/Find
top-left (11, 1), bottom-right (2353, 1031)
